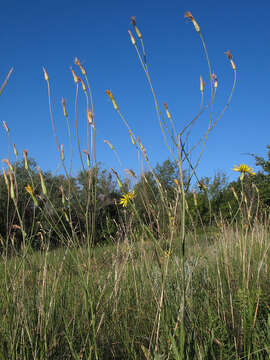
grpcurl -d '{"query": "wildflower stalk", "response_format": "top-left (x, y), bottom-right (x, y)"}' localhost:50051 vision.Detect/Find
top-left (128, 26), bottom-right (177, 159)
top-left (230, 165), bottom-right (255, 225)
top-left (128, 18), bottom-right (203, 192)
top-left (177, 134), bottom-right (186, 357)
top-left (43, 67), bottom-right (87, 240)
top-left (61, 97), bottom-right (73, 175)
top-left (104, 140), bottom-right (122, 165)
top-left (183, 54), bottom-right (237, 169)
top-left (3, 121), bottom-right (11, 161)
top-left (71, 68), bottom-right (85, 171)
top-left (186, 25), bottom-right (214, 186)
top-left (43, 67), bottom-right (62, 162)
top-left (0, 67), bottom-right (13, 96)
top-left (76, 59), bottom-right (98, 247)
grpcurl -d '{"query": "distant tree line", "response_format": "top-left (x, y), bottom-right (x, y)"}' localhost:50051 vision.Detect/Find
top-left (0, 145), bottom-right (269, 250)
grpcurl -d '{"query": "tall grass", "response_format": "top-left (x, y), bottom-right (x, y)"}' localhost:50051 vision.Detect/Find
top-left (0, 11), bottom-right (269, 360)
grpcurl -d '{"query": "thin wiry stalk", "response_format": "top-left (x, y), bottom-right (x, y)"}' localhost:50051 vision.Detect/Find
top-left (0, 67), bottom-right (13, 96)
top-left (74, 82), bottom-right (85, 171)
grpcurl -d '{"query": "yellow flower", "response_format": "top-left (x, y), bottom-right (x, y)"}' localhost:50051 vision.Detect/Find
top-left (233, 164), bottom-right (255, 181)
top-left (25, 184), bottom-right (34, 196)
top-left (25, 184), bottom-right (38, 206)
top-left (120, 190), bottom-right (135, 207)
top-left (164, 250), bottom-right (172, 258)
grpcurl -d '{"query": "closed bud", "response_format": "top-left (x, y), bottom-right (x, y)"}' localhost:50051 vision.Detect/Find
top-left (163, 103), bottom-right (172, 119)
top-left (200, 76), bottom-right (205, 93)
top-left (13, 144), bottom-right (18, 157)
top-left (2, 121), bottom-right (9, 133)
top-left (60, 144), bottom-right (64, 161)
top-left (74, 57), bottom-right (86, 75)
top-left (38, 167), bottom-right (47, 196)
top-left (111, 168), bottom-right (122, 189)
top-left (62, 98), bottom-right (68, 117)
top-left (128, 30), bottom-right (136, 46)
top-left (42, 66), bottom-right (49, 81)
top-left (23, 150), bottom-right (28, 170)
top-left (70, 67), bottom-right (79, 84)
top-left (2, 168), bottom-right (9, 188)
top-left (104, 139), bottom-right (114, 150)
top-left (82, 150), bottom-right (91, 168)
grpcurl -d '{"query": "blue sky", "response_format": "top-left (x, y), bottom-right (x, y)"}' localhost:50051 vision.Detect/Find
top-left (0, 0), bottom-right (269, 184)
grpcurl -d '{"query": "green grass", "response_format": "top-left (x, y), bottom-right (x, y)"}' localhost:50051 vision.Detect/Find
top-left (0, 223), bottom-right (269, 359)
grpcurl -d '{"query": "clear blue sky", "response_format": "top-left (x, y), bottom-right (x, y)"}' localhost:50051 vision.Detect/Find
top-left (1, 0), bottom-right (269, 184)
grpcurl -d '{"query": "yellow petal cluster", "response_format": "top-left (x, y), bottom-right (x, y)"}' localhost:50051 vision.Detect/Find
top-left (233, 164), bottom-right (255, 180)
top-left (120, 190), bottom-right (135, 207)
top-left (25, 184), bottom-right (34, 196)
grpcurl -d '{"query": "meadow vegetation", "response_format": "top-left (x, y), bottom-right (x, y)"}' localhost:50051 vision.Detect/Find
top-left (0, 12), bottom-right (270, 359)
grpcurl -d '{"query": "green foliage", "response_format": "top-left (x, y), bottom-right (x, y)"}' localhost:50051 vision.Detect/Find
top-left (0, 224), bottom-right (270, 359)
top-left (0, 159), bottom-right (123, 250)
top-left (76, 165), bottom-right (121, 244)
top-left (249, 145), bottom-right (270, 208)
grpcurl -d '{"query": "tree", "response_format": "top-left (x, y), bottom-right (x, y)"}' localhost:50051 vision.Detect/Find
top-left (76, 165), bottom-right (120, 245)
top-left (248, 145), bottom-right (270, 208)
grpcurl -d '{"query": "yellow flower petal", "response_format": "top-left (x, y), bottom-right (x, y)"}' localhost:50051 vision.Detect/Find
top-left (233, 164), bottom-right (255, 177)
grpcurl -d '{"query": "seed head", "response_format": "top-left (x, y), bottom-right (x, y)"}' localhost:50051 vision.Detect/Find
top-left (184, 11), bottom-right (200, 32)
top-left (200, 76), bottom-right (205, 93)
top-left (87, 109), bottom-right (94, 126)
top-left (37, 167), bottom-right (47, 196)
top-left (42, 66), bottom-right (49, 81)
top-left (2, 168), bottom-right (9, 188)
top-left (60, 144), bottom-right (64, 161)
top-left (2, 121), bottom-right (9, 133)
top-left (87, 109), bottom-right (94, 127)
top-left (104, 139), bottom-right (114, 150)
top-left (129, 131), bottom-right (135, 146)
top-left (62, 97), bottom-right (68, 117)
top-left (131, 16), bottom-right (142, 39)
top-left (59, 185), bottom-right (65, 205)
top-left (70, 67), bottom-right (79, 84)
top-left (212, 73), bottom-right (218, 89)
top-left (131, 16), bottom-right (136, 26)
top-left (9, 173), bottom-right (15, 200)
top-left (163, 103), bottom-right (172, 120)
top-left (105, 90), bottom-right (118, 111)
top-left (111, 168), bottom-right (122, 189)
top-left (74, 57), bottom-right (86, 75)
top-left (225, 50), bottom-right (236, 70)
top-left (2, 159), bottom-right (13, 171)
top-left (82, 150), bottom-right (90, 167)
top-left (124, 168), bottom-right (137, 179)
top-left (225, 50), bottom-right (232, 60)
top-left (128, 30), bottom-right (136, 46)
top-left (13, 144), bottom-right (18, 157)
top-left (105, 89), bottom-right (113, 100)
top-left (78, 77), bottom-right (86, 92)
top-left (23, 150), bottom-right (28, 170)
